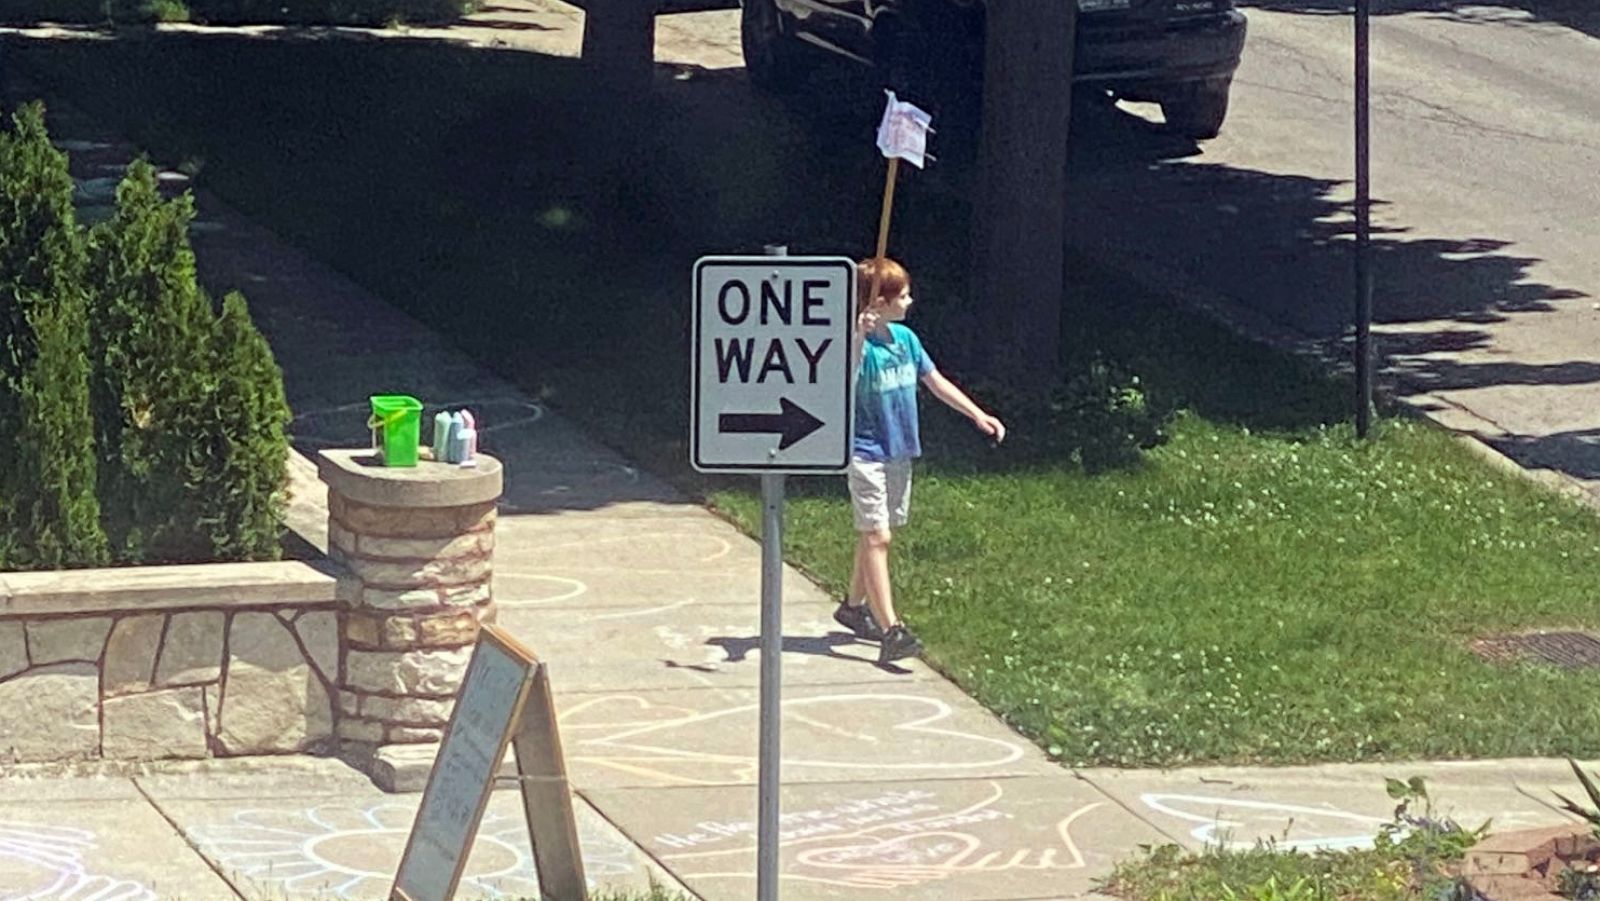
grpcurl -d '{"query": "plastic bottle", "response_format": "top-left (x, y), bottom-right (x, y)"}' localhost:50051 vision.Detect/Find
top-left (432, 411), bottom-right (453, 462)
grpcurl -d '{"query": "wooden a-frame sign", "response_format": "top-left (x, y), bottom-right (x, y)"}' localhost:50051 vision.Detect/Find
top-left (391, 625), bottom-right (587, 901)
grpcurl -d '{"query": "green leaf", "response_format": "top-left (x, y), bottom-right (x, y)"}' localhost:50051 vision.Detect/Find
top-left (1569, 758), bottom-right (1600, 811)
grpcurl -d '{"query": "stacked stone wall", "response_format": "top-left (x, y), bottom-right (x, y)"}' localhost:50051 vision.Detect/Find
top-left (0, 600), bottom-right (337, 763)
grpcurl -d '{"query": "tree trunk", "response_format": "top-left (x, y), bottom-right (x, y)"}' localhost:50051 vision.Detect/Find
top-left (581, 0), bottom-right (657, 92)
top-left (970, 0), bottom-right (1075, 385)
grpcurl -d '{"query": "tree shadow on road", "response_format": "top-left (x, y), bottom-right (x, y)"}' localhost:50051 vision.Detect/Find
top-left (1046, 98), bottom-right (1590, 425)
top-left (7, 27), bottom-right (1592, 486)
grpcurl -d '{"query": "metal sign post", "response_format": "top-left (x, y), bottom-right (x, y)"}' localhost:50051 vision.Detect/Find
top-left (690, 246), bottom-right (856, 901)
top-left (1355, 0), bottom-right (1374, 437)
top-left (757, 469), bottom-right (785, 901)
top-left (757, 243), bottom-right (786, 901)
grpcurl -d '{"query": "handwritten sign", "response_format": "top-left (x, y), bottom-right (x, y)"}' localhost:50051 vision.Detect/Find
top-left (875, 90), bottom-right (933, 169)
top-left (392, 627), bottom-right (537, 901)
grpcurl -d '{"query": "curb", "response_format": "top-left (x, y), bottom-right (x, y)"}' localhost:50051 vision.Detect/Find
top-left (1078, 241), bottom-right (1600, 515)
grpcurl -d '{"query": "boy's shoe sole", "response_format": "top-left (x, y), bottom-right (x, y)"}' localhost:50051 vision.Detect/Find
top-left (833, 602), bottom-right (884, 641)
top-left (878, 625), bottom-right (923, 664)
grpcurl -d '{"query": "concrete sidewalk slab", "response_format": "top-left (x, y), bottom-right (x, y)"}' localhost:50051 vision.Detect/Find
top-left (497, 461), bottom-right (686, 513)
top-left (493, 563), bottom-right (836, 612)
top-left (1079, 759), bottom-right (1594, 852)
top-left (584, 776), bottom-right (1165, 901)
top-left (136, 758), bottom-right (682, 900)
top-left (494, 508), bottom-right (782, 579)
top-left (0, 799), bottom-right (238, 901)
top-left (132, 756), bottom-right (376, 800)
top-left (0, 775), bottom-right (142, 802)
top-left (558, 683), bottom-right (1057, 789)
top-left (506, 602), bottom-right (919, 690)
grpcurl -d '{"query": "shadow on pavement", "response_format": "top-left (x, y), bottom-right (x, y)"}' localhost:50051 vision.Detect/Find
top-left (702, 632), bottom-right (915, 674)
top-left (4, 25), bottom-right (1592, 491)
top-left (1484, 428), bottom-right (1600, 479)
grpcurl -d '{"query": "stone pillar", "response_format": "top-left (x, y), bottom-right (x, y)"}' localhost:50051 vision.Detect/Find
top-left (318, 449), bottom-right (503, 752)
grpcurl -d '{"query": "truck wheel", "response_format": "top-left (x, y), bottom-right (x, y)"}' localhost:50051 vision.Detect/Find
top-left (1161, 77), bottom-right (1232, 140)
top-left (742, 0), bottom-right (812, 91)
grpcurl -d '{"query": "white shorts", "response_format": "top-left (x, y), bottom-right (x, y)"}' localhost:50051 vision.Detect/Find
top-left (848, 457), bottom-right (913, 532)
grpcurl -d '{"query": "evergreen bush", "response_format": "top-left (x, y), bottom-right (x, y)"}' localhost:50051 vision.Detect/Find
top-left (198, 291), bottom-right (290, 561)
top-left (86, 157), bottom-right (218, 561)
top-left (0, 106), bottom-right (290, 570)
top-left (0, 103), bottom-right (108, 568)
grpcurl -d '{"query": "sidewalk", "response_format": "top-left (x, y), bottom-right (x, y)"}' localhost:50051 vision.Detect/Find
top-left (1, 14), bottom-right (1596, 901)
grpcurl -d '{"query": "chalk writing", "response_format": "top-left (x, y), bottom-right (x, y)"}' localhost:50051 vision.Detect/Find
top-left (394, 635), bottom-right (534, 901)
top-left (654, 782), bottom-right (1103, 891)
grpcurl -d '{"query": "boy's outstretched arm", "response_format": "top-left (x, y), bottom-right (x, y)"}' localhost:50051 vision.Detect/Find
top-left (922, 371), bottom-right (1007, 443)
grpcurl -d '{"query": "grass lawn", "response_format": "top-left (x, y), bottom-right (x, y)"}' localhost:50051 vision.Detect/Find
top-left (1105, 837), bottom-right (1467, 901)
top-left (1099, 776), bottom-right (1542, 901)
top-left (15, 30), bottom-right (1600, 768)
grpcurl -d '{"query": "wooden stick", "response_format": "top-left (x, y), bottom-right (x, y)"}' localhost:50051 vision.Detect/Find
top-left (867, 156), bottom-right (901, 309)
top-left (875, 156), bottom-right (900, 261)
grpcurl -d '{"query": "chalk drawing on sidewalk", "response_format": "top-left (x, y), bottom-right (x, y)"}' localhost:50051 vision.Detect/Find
top-left (490, 526), bottom-right (738, 610)
top-left (188, 801), bottom-right (642, 897)
top-left (288, 397), bottom-right (544, 449)
top-left (561, 693), bottom-right (1027, 786)
top-left (505, 532), bottom-right (736, 566)
top-left (494, 572), bottom-right (589, 608)
top-left (189, 803), bottom-right (541, 898)
top-left (1139, 793), bottom-right (1391, 851)
top-left (0, 819), bottom-right (158, 901)
top-left (289, 396), bottom-right (652, 508)
top-left (650, 782), bottom-right (1101, 890)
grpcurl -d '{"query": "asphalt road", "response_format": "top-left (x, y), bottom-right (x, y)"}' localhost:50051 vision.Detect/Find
top-left (1064, 1), bottom-right (1600, 483)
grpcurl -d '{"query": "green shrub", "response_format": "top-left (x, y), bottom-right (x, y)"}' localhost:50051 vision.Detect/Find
top-left (0, 103), bottom-right (108, 569)
top-left (145, 0), bottom-right (191, 22)
top-left (86, 158), bottom-right (289, 563)
top-left (197, 291), bottom-right (290, 560)
top-left (954, 356), bottom-right (1176, 473)
top-left (0, 106), bottom-right (289, 570)
top-left (86, 157), bottom-right (219, 561)
top-left (1052, 357), bottom-right (1175, 472)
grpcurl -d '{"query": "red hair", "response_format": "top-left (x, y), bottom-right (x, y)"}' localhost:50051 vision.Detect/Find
top-left (856, 257), bottom-right (910, 313)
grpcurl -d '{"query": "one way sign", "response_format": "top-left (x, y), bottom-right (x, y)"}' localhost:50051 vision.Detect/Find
top-left (692, 256), bottom-right (855, 473)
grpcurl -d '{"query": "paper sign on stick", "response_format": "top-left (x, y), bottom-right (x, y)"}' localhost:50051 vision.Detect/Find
top-left (875, 90), bottom-right (933, 169)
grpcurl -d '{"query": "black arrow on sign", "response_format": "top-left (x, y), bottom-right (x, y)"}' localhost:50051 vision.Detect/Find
top-left (719, 397), bottom-right (825, 451)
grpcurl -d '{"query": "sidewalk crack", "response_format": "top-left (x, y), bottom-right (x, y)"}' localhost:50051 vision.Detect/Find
top-left (131, 777), bottom-right (250, 901)
top-left (1071, 770), bottom-right (1190, 847)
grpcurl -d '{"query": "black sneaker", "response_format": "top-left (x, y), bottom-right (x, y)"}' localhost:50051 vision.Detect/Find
top-left (878, 624), bottom-right (923, 664)
top-left (833, 602), bottom-right (884, 641)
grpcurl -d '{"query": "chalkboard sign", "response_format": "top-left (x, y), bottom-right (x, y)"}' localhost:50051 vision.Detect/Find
top-left (392, 626), bottom-right (537, 901)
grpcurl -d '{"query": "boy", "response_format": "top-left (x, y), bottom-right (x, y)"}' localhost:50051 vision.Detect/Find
top-left (834, 257), bottom-right (1006, 664)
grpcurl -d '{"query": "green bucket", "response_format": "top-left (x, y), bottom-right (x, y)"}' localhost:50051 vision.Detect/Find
top-left (368, 395), bottom-right (422, 467)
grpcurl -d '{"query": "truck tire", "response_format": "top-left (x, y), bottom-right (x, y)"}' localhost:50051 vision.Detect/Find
top-left (1161, 77), bottom-right (1232, 140)
top-left (742, 0), bottom-right (812, 91)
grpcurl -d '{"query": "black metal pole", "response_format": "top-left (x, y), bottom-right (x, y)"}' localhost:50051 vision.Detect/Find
top-left (1355, 0), bottom-right (1374, 437)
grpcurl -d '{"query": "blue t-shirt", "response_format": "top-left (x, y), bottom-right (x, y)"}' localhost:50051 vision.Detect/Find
top-left (854, 323), bottom-right (936, 461)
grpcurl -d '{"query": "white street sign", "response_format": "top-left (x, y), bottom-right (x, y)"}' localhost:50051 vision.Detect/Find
top-left (691, 256), bottom-right (855, 473)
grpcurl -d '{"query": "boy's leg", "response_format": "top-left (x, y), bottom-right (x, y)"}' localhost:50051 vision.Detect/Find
top-left (860, 527), bottom-right (897, 629)
top-left (846, 457), bottom-right (887, 612)
top-left (847, 538), bottom-right (867, 606)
